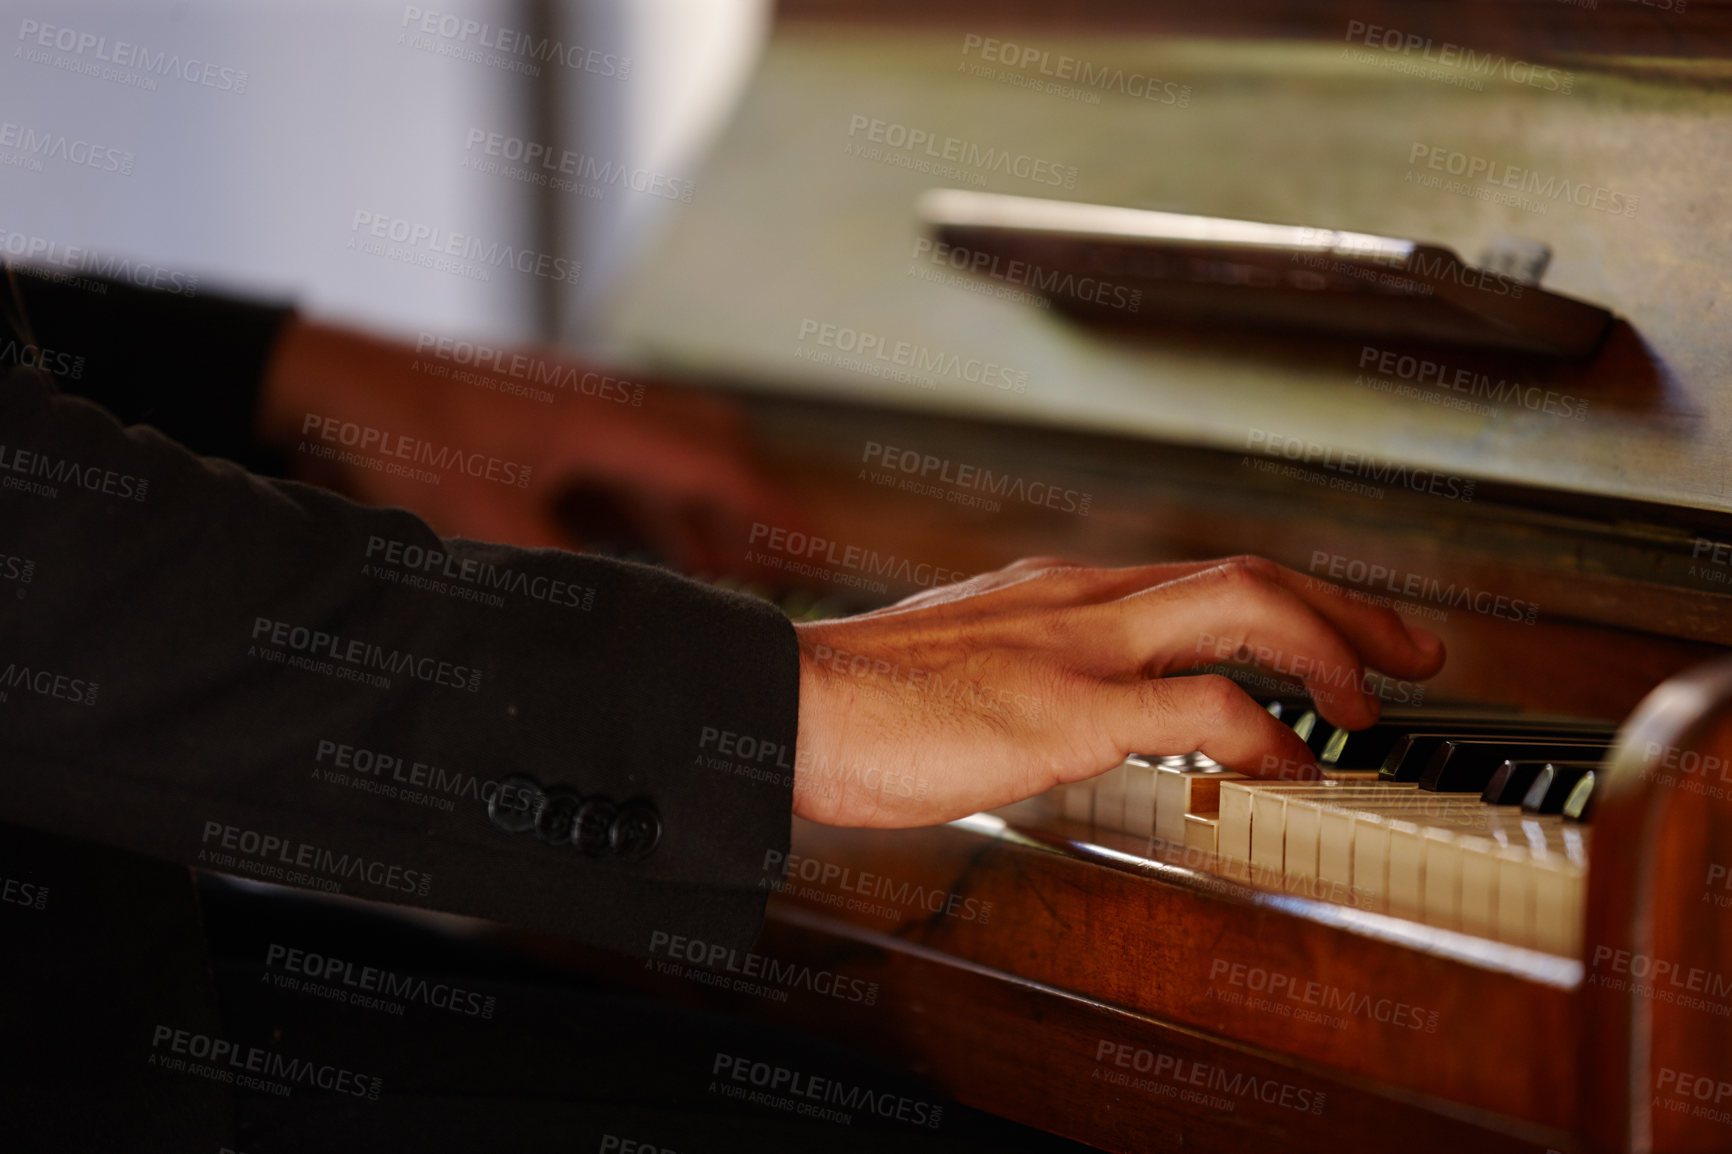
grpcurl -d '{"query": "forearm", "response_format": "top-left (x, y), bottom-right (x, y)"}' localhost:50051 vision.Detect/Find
top-left (255, 315), bottom-right (434, 459)
top-left (0, 364), bottom-right (800, 955)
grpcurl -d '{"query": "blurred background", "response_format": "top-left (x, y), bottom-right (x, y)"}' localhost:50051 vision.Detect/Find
top-left (0, 0), bottom-right (770, 347)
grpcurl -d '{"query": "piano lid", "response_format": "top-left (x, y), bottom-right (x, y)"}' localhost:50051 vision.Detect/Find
top-left (594, 27), bottom-right (1732, 514)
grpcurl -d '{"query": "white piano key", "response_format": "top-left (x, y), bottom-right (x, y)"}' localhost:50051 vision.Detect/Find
top-left (1272, 785), bottom-right (1410, 882)
top-left (1216, 778), bottom-right (1361, 866)
top-left (1164, 768), bottom-right (1242, 850)
top-left (1319, 804), bottom-right (1356, 887)
top-left (1250, 791), bottom-right (1290, 872)
top-left (1285, 799), bottom-right (1322, 880)
top-left (1094, 763), bottom-right (1129, 832)
top-left (1495, 846), bottom-right (1535, 948)
top-left (1122, 757), bottom-right (1156, 839)
top-left (1352, 813), bottom-right (1391, 909)
top-left (1457, 836), bottom-right (1499, 938)
top-left (1184, 812), bottom-right (1218, 854)
top-left (1032, 727), bottom-right (1595, 952)
top-left (1530, 851), bottom-right (1585, 956)
top-left (1421, 827), bottom-right (1461, 932)
top-left (1217, 781), bottom-right (1254, 864)
top-left (1386, 818), bottom-right (1425, 920)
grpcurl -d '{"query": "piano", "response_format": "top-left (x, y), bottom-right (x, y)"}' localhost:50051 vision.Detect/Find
top-left (495, 1), bottom-right (1732, 1150)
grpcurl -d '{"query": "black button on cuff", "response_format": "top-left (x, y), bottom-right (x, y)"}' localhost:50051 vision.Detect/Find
top-left (572, 798), bottom-right (618, 857)
top-left (609, 802), bottom-right (661, 861)
top-left (488, 775), bottom-right (543, 835)
top-left (534, 788), bottom-right (582, 845)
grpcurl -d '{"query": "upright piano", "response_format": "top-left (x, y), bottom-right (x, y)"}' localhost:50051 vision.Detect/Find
top-left (511, 2), bottom-right (1732, 1149)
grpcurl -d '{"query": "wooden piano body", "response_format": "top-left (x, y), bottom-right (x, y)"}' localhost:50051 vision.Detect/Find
top-left (514, 3), bottom-right (1732, 1149)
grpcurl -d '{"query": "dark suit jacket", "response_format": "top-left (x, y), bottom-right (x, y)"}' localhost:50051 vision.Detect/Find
top-left (0, 267), bottom-right (800, 959)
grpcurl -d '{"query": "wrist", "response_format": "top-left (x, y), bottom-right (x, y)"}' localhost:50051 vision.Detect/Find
top-left (256, 317), bottom-right (421, 455)
top-left (791, 621), bottom-right (848, 825)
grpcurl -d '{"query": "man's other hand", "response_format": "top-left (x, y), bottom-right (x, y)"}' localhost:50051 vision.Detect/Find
top-left (260, 317), bottom-right (800, 576)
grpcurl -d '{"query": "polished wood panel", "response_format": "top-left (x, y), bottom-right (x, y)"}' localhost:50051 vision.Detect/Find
top-left (731, 387), bottom-right (1730, 716)
top-left (770, 806), bottom-right (1579, 1134)
top-left (604, 25), bottom-right (1732, 512)
top-left (1584, 658), bottom-right (1732, 1152)
top-left (778, 0), bottom-right (1732, 64)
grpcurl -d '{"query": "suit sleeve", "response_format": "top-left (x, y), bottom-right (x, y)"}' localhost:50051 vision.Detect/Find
top-left (0, 362), bottom-right (801, 958)
top-left (5, 266), bottom-right (297, 475)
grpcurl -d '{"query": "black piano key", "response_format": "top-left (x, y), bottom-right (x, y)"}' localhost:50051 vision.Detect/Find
top-left (1482, 760), bottom-right (1551, 805)
top-left (1562, 770), bottom-right (1598, 822)
top-left (1522, 762), bottom-right (1598, 815)
top-left (1321, 718), bottom-right (1603, 770)
top-left (1378, 724), bottom-right (1612, 782)
top-left (1420, 740), bottom-right (1608, 793)
top-left (1482, 759), bottom-right (1600, 804)
top-left (1320, 723), bottom-right (1408, 769)
top-left (1323, 713), bottom-right (1531, 769)
top-left (1290, 709), bottom-right (1321, 747)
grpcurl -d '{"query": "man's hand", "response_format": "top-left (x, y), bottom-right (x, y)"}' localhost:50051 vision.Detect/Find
top-left (259, 317), bottom-right (800, 574)
top-left (792, 555), bottom-right (1445, 828)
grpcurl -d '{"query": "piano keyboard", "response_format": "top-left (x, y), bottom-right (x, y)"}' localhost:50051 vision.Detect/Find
top-left (1043, 701), bottom-right (1615, 956)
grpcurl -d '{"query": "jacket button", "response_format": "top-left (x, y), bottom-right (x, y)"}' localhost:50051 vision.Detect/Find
top-left (534, 788), bottom-right (582, 845)
top-left (610, 802), bottom-right (661, 860)
top-left (488, 775), bottom-right (542, 834)
top-left (572, 797), bottom-right (618, 856)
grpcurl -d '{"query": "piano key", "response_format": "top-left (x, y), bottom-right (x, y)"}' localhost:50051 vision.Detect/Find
top-left (1234, 782), bottom-right (1413, 875)
top-left (1495, 845), bottom-right (1535, 948)
top-left (1386, 819), bottom-right (1427, 920)
top-left (1457, 835), bottom-right (1500, 937)
top-left (1161, 764), bottom-right (1244, 848)
top-left (1352, 814), bottom-right (1392, 910)
top-left (1122, 757), bottom-right (1157, 838)
top-left (1285, 796), bottom-right (1323, 880)
top-left (1340, 792), bottom-right (1564, 842)
top-left (1418, 740), bottom-right (1609, 793)
top-left (1397, 804), bottom-right (1586, 949)
top-left (1531, 851), bottom-right (1587, 955)
top-left (1521, 762), bottom-right (1597, 815)
top-left (1309, 791), bottom-right (1566, 928)
top-left (1219, 779), bottom-right (1388, 865)
top-left (1381, 721), bottom-right (1615, 782)
top-left (1320, 721), bottom-right (1412, 769)
top-left (1382, 733), bottom-right (1478, 782)
top-left (1093, 761), bottom-right (1131, 831)
top-left (1319, 805), bottom-right (1358, 888)
top-left (1250, 790), bottom-right (1291, 871)
top-left (1193, 768), bottom-right (1593, 952)
top-left (1481, 759), bottom-right (1552, 805)
top-left (1562, 770), bottom-right (1597, 822)
top-left (1183, 812), bottom-right (1219, 854)
top-left (1347, 797), bottom-right (1481, 903)
top-left (1317, 715), bottom-right (1601, 771)
top-left (1035, 705), bottom-right (1605, 955)
top-left (1421, 828), bottom-right (1462, 931)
